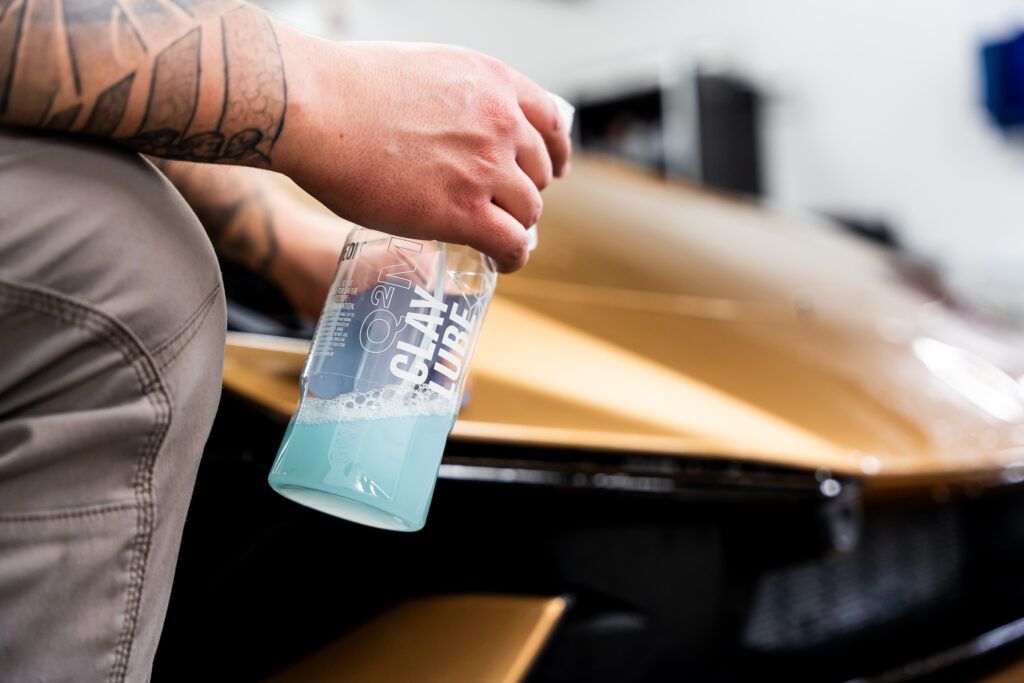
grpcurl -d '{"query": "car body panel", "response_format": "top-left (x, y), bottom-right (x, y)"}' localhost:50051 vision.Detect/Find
top-left (263, 594), bottom-right (566, 683)
top-left (225, 156), bottom-right (1024, 484)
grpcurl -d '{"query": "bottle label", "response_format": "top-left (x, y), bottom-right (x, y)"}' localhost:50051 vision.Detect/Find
top-left (313, 236), bottom-right (488, 400)
top-left (385, 284), bottom-right (478, 399)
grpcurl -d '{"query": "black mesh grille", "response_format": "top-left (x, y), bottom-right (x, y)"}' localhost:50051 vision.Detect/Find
top-left (743, 507), bottom-right (963, 652)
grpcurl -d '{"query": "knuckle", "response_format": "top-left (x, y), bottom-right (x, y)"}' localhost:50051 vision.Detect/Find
top-left (481, 55), bottom-right (512, 80)
top-left (448, 177), bottom-right (490, 214)
top-left (460, 193), bottom-right (491, 217)
top-left (477, 94), bottom-right (518, 136)
top-left (474, 142), bottom-right (505, 170)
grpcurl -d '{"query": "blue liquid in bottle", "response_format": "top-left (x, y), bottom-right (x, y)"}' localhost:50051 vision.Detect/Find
top-left (268, 392), bottom-right (454, 531)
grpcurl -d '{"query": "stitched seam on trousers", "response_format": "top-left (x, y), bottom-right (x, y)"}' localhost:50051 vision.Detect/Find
top-left (153, 284), bottom-right (220, 372)
top-left (0, 279), bottom-right (173, 683)
top-left (0, 501), bottom-right (137, 523)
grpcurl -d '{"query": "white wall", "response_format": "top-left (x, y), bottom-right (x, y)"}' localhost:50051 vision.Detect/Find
top-left (267, 0), bottom-right (1024, 271)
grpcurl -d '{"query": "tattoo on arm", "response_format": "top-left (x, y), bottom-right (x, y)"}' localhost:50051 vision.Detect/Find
top-left (81, 72), bottom-right (135, 136)
top-left (0, 0), bottom-right (26, 116)
top-left (0, 0), bottom-right (287, 165)
top-left (155, 159), bottom-right (279, 274)
top-left (209, 185), bottom-right (279, 275)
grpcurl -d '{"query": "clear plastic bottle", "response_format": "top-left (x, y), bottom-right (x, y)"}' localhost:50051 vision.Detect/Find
top-left (268, 94), bottom-right (574, 531)
top-left (269, 234), bottom-right (496, 530)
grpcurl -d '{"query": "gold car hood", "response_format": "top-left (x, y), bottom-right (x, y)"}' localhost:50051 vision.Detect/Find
top-left (454, 157), bottom-right (1024, 481)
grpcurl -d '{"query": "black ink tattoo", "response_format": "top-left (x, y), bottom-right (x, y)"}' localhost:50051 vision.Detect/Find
top-left (167, 0), bottom-right (198, 17)
top-left (63, 0), bottom-right (121, 23)
top-left (213, 192), bottom-right (278, 274)
top-left (255, 201), bottom-right (278, 274)
top-left (118, 5), bottom-right (285, 163)
top-left (33, 91), bottom-right (56, 125)
top-left (63, 0), bottom-right (147, 99)
top-left (3, 0), bottom-right (287, 166)
top-left (16, 0), bottom-right (64, 124)
top-left (0, 0), bottom-right (26, 115)
top-left (137, 27), bottom-right (199, 134)
top-left (117, 4), bottom-right (148, 54)
top-left (117, 5), bottom-right (286, 163)
top-left (217, 5), bottom-right (285, 161)
top-left (44, 103), bottom-right (81, 130)
top-left (0, 0), bottom-right (17, 21)
top-left (116, 5), bottom-right (284, 163)
top-left (219, 198), bottom-right (277, 275)
top-left (150, 157), bottom-right (280, 273)
top-left (158, 159), bottom-right (279, 273)
top-left (120, 0), bottom-right (193, 40)
top-left (81, 71), bottom-right (134, 136)
top-left (126, 0), bottom-right (171, 15)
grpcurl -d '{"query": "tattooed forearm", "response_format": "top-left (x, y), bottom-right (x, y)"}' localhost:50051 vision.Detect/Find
top-left (154, 158), bottom-right (278, 274)
top-left (0, 0), bottom-right (286, 165)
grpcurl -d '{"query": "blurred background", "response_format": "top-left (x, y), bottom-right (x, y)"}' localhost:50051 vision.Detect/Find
top-left (153, 3), bottom-right (1024, 682)
top-left (266, 0), bottom-right (1024, 321)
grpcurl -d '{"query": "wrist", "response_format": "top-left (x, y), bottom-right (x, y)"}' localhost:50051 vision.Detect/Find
top-left (264, 22), bottom-right (335, 180)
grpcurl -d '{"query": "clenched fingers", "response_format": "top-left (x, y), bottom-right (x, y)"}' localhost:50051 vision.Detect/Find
top-left (462, 202), bottom-right (531, 273)
top-left (509, 69), bottom-right (572, 177)
top-left (515, 111), bottom-right (554, 191)
top-left (491, 166), bottom-right (543, 230)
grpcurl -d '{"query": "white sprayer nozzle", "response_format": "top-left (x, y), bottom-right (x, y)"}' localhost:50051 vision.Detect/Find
top-left (526, 92), bottom-right (575, 252)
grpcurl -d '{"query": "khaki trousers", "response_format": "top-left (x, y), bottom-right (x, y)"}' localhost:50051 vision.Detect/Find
top-left (0, 130), bottom-right (226, 682)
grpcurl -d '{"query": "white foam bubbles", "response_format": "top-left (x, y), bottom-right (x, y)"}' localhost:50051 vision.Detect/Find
top-left (296, 386), bottom-right (454, 424)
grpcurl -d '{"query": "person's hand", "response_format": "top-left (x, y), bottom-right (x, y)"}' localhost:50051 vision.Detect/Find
top-left (273, 37), bottom-right (572, 273)
top-left (0, 0), bottom-right (569, 276)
